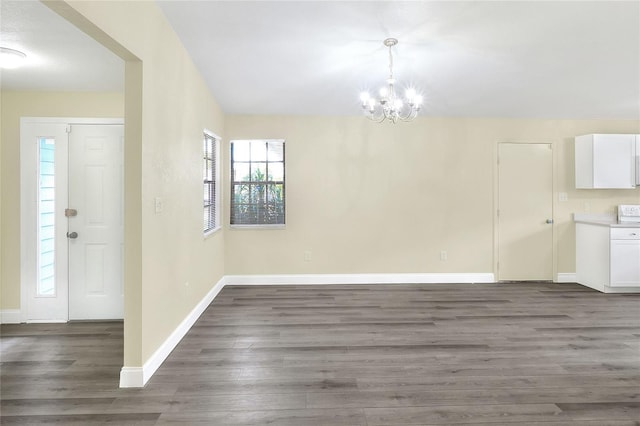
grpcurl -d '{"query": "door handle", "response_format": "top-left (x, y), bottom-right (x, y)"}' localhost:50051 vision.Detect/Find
top-left (67, 231), bottom-right (78, 239)
top-left (545, 219), bottom-right (554, 224)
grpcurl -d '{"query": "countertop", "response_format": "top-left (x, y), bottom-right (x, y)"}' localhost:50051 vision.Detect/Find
top-left (574, 213), bottom-right (640, 228)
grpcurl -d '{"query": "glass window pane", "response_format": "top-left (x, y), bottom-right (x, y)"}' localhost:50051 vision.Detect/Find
top-left (269, 162), bottom-right (284, 181)
top-left (267, 141), bottom-right (284, 162)
top-left (41, 238), bottom-right (54, 253)
top-left (40, 225), bottom-right (54, 240)
top-left (40, 188), bottom-right (54, 201)
top-left (251, 162), bottom-right (267, 181)
top-left (251, 140), bottom-right (267, 161)
top-left (41, 175), bottom-right (55, 188)
top-left (39, 277), bottom-right (55, 296)
top-left (38, 137), bottom-right (55, 297)
top-left (267, 183), bottom-right (284, 204)
top-left (233, 162), bottom-right (250, 182)
top-left (250, 183), bottom-right (266, 204)
top-left (233, 140), bottom-right (251, 161)
top-left (40, 162), bottom-right (55, 175)
top-left (232, 183), bottom-right (250, 205)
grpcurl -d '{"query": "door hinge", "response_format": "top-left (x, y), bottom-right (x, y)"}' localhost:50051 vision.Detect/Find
top-left (66, 125), bottom-right (71, 134)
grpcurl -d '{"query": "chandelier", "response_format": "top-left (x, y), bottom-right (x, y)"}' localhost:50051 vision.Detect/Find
top-left (359, 38), bottom-right (422, 123)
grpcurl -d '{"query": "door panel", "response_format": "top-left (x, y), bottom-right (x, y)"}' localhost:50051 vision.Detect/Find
top-left (498, 143), bottom-right (553, 281)
top-left (68, 124), bottom-right (124, 320)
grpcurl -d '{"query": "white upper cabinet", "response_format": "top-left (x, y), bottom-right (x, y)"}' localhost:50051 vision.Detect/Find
top-left (575, 134), bottom-right (638, 189)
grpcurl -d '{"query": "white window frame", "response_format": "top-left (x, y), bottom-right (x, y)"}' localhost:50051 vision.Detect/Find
top-left (203, 130), bottom-right (221, 236)
top-left (230, 139), bottom-right (286, 229)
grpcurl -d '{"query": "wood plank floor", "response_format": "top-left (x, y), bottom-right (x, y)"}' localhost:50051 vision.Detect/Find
top-left (2, 282), bottom-right (640, 425)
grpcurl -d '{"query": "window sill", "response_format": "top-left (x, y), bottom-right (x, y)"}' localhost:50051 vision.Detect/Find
top-left (204, 226), bottom-right (222, 239)
top-left (229, 224), bottom-right (286, 230)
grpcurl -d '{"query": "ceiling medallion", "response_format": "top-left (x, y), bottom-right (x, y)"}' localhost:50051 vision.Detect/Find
top-left (359, 38), bottom-right (422, 123)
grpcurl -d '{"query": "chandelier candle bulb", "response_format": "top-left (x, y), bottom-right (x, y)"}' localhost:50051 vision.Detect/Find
top-left (358, 38), bottom-right (423, 123)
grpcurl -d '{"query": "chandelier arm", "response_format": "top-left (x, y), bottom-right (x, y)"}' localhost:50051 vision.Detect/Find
top-left (398, 108), bottom-right (419, 122)
top-left (366, 113), bottom-right (387, 123)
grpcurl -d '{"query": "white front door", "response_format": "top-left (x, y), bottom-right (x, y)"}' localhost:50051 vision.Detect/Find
top-left (68, 124), bottom-right (124, 320)
top-left (497, 143), bottom-right (554, 281)
top-left (21, 119), bottom-right (124, 322)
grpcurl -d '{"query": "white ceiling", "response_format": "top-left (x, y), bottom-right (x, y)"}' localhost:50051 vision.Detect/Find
top-left (0, 0), bottom-right (124, 92)
top-left (2, 1), bottom-right (639, 120)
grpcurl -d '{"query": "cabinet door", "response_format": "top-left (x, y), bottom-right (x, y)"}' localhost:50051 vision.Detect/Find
top-left (610, 240), bottom-right (640, 287)
top-left (593, 135), bottom-right (636, 188)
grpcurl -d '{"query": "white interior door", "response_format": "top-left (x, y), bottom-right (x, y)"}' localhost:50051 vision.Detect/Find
top-left (498, 143), bottom-right (553, 281)
top-left (68, 124), bottom-right (124, 320)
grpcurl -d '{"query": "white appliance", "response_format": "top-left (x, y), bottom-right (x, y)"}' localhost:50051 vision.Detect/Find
top-left (618, 204), bottom-right (640, 224)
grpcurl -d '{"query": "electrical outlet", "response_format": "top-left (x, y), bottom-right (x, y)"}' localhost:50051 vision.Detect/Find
top-left (440, 251), bottom-right (448, 261)
top-left (559, 192), bottom-right (568, 202)
top-left (584, 202), bottom-right (591, 212)
top-left (304, 250), bottom-right (312, 262)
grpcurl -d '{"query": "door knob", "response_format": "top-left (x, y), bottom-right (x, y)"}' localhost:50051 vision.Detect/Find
top-left (545, 219), bottom-right (554, 224)
top-left (67, 231), bottom-right (78, 239)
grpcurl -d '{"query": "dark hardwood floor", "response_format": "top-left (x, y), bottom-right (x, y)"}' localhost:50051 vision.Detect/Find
top-left (2, 282), bottom-right (640, 425)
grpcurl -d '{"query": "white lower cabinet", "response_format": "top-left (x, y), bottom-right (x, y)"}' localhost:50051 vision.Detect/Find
top-left (610, 229), bottom-right (640, 287)
top-left (576, 222), bottom-right (640, 293)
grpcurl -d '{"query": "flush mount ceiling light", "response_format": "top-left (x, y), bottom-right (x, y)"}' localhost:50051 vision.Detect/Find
top-left (359, 38), bottom-right (423, 123)
top-left (0, 47), bottom-right (27, 69)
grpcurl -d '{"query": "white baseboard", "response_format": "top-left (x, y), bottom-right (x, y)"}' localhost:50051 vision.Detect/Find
top-left (556, 273), bottom-right (577, 283)
top-left (119, 276), bottom-right (226, 388)
top-left (223, 273), bottom-right (495, 286)
top-left (0, 309), bottom-right (22, 324)
top-left (119, 367), bottom-right (144, 388)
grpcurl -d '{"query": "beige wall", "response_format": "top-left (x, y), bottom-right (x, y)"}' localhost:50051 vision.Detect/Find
top-left (1, 91), bottom-right (125, 310)
top-left (61, 0), bottom-right (227, 365)
top-left (224, 116), bottom-right (640, 276)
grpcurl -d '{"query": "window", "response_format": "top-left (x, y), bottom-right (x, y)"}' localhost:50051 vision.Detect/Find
top-left (231, 139), bottom-right (285, 226)
top-left (38, 137), bottom-right (56, 296)
top-left (203, 131), bottom-right (220, 234)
